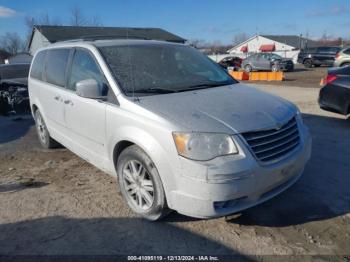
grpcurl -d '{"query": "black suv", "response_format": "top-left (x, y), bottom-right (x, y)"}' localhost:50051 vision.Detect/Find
top-left (297, 46), bottom-right (341, 68)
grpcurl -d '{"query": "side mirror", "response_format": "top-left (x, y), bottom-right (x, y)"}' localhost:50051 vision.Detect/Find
top-left (76, 79), bottom-right (103, 99)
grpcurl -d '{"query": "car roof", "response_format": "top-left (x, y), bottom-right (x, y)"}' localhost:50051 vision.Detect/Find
top-left (41, 39), bottom-right (184, 51)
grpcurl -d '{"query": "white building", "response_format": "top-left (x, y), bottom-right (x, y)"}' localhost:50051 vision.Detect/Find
top-left (227, 35), bottom-right (319, 63)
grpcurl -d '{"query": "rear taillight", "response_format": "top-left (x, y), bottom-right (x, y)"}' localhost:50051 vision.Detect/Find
top-left (335, 52), bottom-right (340, 59)
top-left (320, 74), bottom-right (338, 86)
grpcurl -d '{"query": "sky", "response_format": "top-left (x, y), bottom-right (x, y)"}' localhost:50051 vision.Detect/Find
top-left (1, 0), bottom-right (350, 44)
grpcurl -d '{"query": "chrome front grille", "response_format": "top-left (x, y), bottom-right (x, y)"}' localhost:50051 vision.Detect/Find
top-left (242, 117), bottom-right (300, 163)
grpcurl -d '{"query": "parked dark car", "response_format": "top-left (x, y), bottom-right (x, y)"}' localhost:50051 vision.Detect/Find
top-left (218, 56), bottom-right (242, 71)
top-left (0, 63), bottom-right (30, 115)
top-left (319, 66), bottom-right (350, 116)
top-left (242, 53), bottom-right (294, 73)
top-left (297, 46), bottom-right (341, 68)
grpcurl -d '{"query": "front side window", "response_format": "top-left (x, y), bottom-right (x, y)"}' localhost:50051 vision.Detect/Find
top-left (45, 49), bottom-right (70, 87)
top-left (261, 53), bottom-right (270, 60)
top-left (30, 51), bottom-right (46, 80)
top-left (68, 49), bottom-right (107, 92)
top-left (99, 44), bottom-right (236, 96)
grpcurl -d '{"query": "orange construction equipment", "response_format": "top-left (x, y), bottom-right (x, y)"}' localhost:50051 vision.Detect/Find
top-left (229, 70), bottom-right (284, 81)
top-left (249, 71), bottom-right (284, 81)
top-left (229, 71), bottom-right (249, 81)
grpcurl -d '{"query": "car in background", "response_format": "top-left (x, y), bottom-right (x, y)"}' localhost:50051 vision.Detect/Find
top-left (297, 46), bottom-right (341, 68)
top-left (242, 53), bottom-right (294, 73)
top-left (218, 56), bottom-right (242, 71)
top-left (319, 66), bottom-right (350, 116)
top-left (0, 63), bottom-right (30, 87)
top-left (333, 47), bottom-right (350, 67)
top-left (0, 63), bottom-right (31, 115)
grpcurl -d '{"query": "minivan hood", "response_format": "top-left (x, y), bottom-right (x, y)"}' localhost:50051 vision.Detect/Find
top-left (136, 84), bottom-right (297, 134)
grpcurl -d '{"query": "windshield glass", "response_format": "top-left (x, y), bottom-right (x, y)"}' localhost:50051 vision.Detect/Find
top-left (99, 43), bottom-right (237, 95)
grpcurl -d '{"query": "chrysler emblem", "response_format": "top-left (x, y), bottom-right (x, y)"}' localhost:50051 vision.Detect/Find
top-left (275, 122), bottom-right (283, 130)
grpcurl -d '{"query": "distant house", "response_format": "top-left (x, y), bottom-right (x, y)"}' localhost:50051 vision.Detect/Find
top-left (227, 35), bottom-right (320, 63)
top-left (28, 25), bottom-right (186, 55)
top-left (6, 52), bottom-right (32, 64)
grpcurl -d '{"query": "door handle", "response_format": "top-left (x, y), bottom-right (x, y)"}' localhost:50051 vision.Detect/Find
top-left (64, 100), bottom-right (73, 106)
top-left (54, 95), bottom-right (60, 101)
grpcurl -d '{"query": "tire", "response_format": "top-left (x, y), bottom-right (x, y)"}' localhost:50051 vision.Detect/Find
top-left (34, 110), bottom-right (59, 149)
top-left (117, 145), bottom-right (169, 221)
top-left (303, 59), bottom-right (313, 68)
top-left (271, 64), bottom-right (280, 72)
top-left (341, 63), bottom-right (350, 67)
top-left (244, 64), bottom-right (252, 73)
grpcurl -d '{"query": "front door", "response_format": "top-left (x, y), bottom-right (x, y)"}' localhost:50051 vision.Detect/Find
top-left (64, 48), bottom-right (109, 167)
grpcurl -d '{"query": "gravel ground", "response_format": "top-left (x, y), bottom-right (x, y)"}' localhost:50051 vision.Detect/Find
top-left (0, 85), bottom-right (349, 258)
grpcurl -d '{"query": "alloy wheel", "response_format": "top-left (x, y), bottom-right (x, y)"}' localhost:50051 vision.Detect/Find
top-left (36, 113), bottom-right (47, 145)
top-left (122, 160), bottom-right (154, 210)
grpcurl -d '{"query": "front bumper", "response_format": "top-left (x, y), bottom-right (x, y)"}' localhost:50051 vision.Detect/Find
top-left (169, 126), bottom-right (312, 218)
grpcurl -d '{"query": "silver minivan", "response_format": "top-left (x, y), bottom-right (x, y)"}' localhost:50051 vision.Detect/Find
top-left (29, 39), bottom-right (312, 220)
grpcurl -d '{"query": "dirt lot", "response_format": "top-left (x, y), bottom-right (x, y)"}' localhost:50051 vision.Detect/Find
top-left (247, 65), bottom-right (328, 88)
top-left (0, 84), bottom-right (349, 258)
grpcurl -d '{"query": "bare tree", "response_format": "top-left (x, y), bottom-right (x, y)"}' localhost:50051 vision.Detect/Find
top-left (0, 32), bottom-right (25, 54)
top-left (70, 6), bottom-right (87, 26)
top-left (70, 6), bottom-right (103, 26)
top-left (24, 12), bottom-right (62, 46)
top-left (232, 33), bottom-right (248, 45)
top-left (187, 38), bottom-right (206, 48)
top-left (25, 12), bottom-right (61, 30)
top-left (91, 16), bottom-right (103, 27)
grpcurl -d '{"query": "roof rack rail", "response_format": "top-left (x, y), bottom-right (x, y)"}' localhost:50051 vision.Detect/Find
top-left (56, 34), bottom-right (151, 43)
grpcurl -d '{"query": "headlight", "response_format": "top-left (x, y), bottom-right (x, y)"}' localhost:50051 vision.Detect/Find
top-left (172, 132), bottom-right (238, 161)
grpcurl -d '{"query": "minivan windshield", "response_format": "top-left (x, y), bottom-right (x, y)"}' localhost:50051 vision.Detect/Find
top-left (99, 43), bottom-right (237, 95)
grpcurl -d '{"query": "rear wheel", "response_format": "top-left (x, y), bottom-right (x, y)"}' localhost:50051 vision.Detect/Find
top-left (303, 59), bottom-right (313, 68)
top-left (117, 145), bottom-right (169, 221)
top-left (34, 110), bottom-right (59, 149)
top-left (244, 64), bottom-right (252, 73)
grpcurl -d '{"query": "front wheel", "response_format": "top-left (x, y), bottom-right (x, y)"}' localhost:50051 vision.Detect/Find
top-left (117, 145), bottom-right (170, 221)
top-left (303, 59), bottom-right (313, 68)
top-left (271, 64), bottom-right (280, 72)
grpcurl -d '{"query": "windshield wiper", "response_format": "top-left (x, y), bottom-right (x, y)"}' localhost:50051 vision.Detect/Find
top-left (129, 87), bottom-right (177, 94)
top-left (176, 82), bottom-right (229, 92)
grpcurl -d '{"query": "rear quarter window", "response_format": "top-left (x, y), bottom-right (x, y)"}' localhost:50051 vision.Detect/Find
top-left (30, 51), bottom-right (46, 80)
top-left (45, 49), bottom-right (71, 87)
